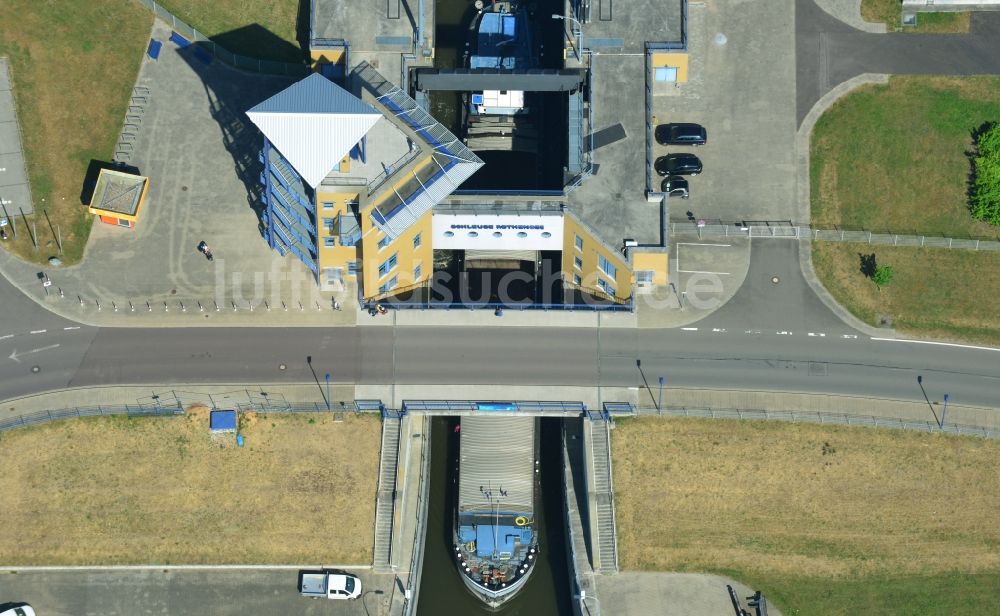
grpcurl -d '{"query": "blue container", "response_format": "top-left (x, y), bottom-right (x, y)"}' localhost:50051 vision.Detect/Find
top-left (236, 434), bottom-right (245, 447)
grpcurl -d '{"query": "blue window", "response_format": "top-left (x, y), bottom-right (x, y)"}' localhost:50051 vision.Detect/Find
top-left (414, 264), bottom-right (422, 280)
top-left (348, 260), bottom-right (360, 275)
top-left (324, 237), bottom-right (335, 247)
top-left (378, 235), bottom-right (391, 250)
top-left (322, 201), bottom-right (335, 210)
top-left (413, 233), bottom-right (422, 249)
top-left (599, 254), bottom-right (618, 279)
top-left (597, 278), bottom-right (616, 297)
top-left (574, 256), bottom-right (583, 270)
top-left (379, 275), bottom-right (398, 295)
top-left (378, 253), bottom-right (398, 278)
top-left (573, 274), bottom-right (582, 286)
top-left (575, 234), bottom-right (583, 250)
top-left (323, 217), bottom-right (335, 233)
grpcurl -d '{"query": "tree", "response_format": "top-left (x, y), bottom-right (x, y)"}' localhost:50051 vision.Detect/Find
top-left (971, 123), bottom-right (1000, 227)
top-left (872, 264), bottom-right (894, 290)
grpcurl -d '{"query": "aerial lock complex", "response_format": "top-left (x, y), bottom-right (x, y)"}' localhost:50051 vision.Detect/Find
top-left (246, 0), bottom-right (685, 308)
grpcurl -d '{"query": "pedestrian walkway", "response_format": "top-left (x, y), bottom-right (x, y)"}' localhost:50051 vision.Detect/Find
top-left (0, 58), bottom-right (34, 217)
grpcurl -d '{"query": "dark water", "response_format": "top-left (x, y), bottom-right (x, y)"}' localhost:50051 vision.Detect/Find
top-left (416, 417), bottom-right (574, 616)
top-left (430, 0), bottom-right (569, 190)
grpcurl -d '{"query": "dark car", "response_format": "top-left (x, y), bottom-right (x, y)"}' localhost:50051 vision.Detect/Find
top-left (661, 175), bottom-right (689, 198)
top-left (655, 123), bottom-right (707, 146)
top-left (654, 153), bottom-right (702, 176)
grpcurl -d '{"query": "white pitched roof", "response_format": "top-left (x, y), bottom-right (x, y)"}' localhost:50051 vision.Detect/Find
top-left (246, 73), bottom-right (381, 188)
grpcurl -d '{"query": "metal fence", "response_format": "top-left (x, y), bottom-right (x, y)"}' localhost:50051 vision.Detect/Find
top-left (0, 404), bottom-right (183, 433)
top-left (639, 406), bottom-right (1000, 439)
top-left (669, 221), bottom-right (1000, 251)
top-left (134, 0), bottom-right (310, 76)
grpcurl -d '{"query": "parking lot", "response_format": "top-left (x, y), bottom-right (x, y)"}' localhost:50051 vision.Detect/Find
top-left (652, 0), bottom-right (798, 224)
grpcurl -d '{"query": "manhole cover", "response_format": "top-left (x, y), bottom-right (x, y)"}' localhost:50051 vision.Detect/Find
top-left (771, 276), bottom-right (780, 284)
top-left (170, 289), bottom-right (177, 295)
top-left (181, 186), bottom-right (188, 191)
top-left (30, 365), bottom-right (41, 373)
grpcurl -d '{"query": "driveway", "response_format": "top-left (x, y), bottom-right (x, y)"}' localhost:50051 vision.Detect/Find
top-left (796, 0), bottom-right (1000, 125)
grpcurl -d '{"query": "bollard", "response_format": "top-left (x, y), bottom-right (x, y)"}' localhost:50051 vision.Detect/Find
top-left (214, 301), bottom-right (220, 312)
top-left (265, 300), bottom-right (270, 311)
top-left (299, 301), bottom-right (304, 311)
top-left (79, 295), bottom-right (84, 307)
top-left (59, 288), bottom-right (64, 298)
top-left (232, 301), bottom-right (237, 311)
top-left (129, 301), bottom-right (135, 312)
top-left (113, 301), bottom-right (118, 312)
top-left (181, 301), bottom-right (186, 312)
top-left (147, 301), bottom-right (152, 312)
top-left (315, 301), bottom-right (321, 311)
top-left (198, 301), bottom-right (204, 312)
top-left (282, 301), bottom-right (287, 311)
top-left (249, 302), bottom-right (254, 312)
top-left (96, 299), bottom-right (101, 311)
top-left (163, 301), bottom-right (168, 312)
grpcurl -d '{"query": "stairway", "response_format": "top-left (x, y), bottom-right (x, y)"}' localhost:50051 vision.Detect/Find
top-left (372, 417), bottom-right (401, 570)
top-left (590, 419), bottom-right (619, 573)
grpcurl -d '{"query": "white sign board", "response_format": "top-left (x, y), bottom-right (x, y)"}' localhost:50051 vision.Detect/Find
top-left (432, 214), bottom-right (564, 251)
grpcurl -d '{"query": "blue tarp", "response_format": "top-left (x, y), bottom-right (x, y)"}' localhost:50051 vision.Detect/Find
top-left (475, 525), bottom-right (530, 557)
top-left (210, 409), bottom-right (237, 432)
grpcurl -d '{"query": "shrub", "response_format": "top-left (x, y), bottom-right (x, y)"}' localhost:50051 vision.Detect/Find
top-left (971, 123), bottom-right (1000, 226)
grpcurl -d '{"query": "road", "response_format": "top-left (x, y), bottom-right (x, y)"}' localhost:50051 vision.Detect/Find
top-left (1, 241), bottom-right (997, 408)
top-left (0, 569), bottom-right (391, 616)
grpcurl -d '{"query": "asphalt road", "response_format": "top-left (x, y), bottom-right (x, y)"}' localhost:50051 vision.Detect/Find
top-left (1, 242), bottom-right (997, 408)
top-left (0, 569), bottom-right (390, 616)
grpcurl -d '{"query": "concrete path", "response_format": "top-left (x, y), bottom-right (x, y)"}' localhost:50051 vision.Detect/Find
top-left (796, 0), bottom-right (1000, 126)
top-left (596, 572), bottom-right (784, 616)
top-left (0, 58), bottom-right (33, 217)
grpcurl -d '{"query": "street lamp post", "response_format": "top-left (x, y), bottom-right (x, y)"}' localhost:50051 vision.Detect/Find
top-left (325, 372), bottom-right (332, 411)
top-left (551, 14), bottom-right (583, 62)
top-left (941, 393), bottom-right (949, 428)
top-left (657, 376), bottom-right (664, 414)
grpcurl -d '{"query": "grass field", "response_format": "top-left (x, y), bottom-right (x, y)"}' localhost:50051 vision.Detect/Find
top-left (812, 243), bottom-right (1000, 345)
top-left (0, 1), bottom-right (152, 265)
top-left (0, 408), bottom-right (380, 565)
top-left (811, 76), bottom-right (1000, 238)
top-left (613, 417), bottom-right (1000, 616)
top-left (860, 0), bottom-right (970, 32)
top-left (157, 0), bottom-right (304, 62)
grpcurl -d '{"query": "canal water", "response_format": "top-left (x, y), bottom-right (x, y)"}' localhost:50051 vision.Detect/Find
top-left (416, 417), bottom-right (574, 616)
top-left (429, 0), bottom-right (569, 190)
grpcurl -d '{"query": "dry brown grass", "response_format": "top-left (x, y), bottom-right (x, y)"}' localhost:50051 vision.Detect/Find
top-left (861, 0), bottom-right (970, 32)
top-left (613, 417), bottom-right (1000, 578)
top-left (0, 0), bottom-right (152, 264)
top-left (812, 242), bottom-right (1000, 346)
top-left (0, 408), bottom-right (380, 565)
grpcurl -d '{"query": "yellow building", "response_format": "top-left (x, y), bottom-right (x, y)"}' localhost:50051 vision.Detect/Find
top-left (247, 61), bottom-right (665, 309)
top-left (87, 168), bottom-right (149, 229)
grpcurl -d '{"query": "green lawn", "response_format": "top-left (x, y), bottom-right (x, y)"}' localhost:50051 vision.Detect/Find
top-left (811, 76), bottom-right (1000, 238)
top-left (747, 572), bottom-right (1000, 616)
top-left (0, 0), bottom-right (152, 264)
top-left (156, 0), bottom-right (304, 63)
top-left (861, 0), bottom-right (970, 32)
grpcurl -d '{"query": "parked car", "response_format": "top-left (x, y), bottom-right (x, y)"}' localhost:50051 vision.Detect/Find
top-left (655, 123), bottom-right (707, 146)
top-left (661, 175), bottom-right (689, 198)
top-left (0, 605), bottom-right (36, 616)
top-left (654, 153), bottom-right (702, 176)
top-left (299, 571), bottom-right (362, 600)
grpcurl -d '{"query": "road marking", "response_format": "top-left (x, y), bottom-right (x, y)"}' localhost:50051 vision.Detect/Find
top-left (0, 335), bottom-right (12, 341)
top-left (676, 243), bottom-right (733, 247)
top-left (712, 328), bottom-right (727, 333)
top-left (870, 337), bottom-right (1000, 352)
top-left (776, 331), bottom-right (792, 336)
top-left (9, 343), bottom-right (60, 363)
top-left (677, 269), bottom-right (732, 275)
top-left (29, 329), bottom-right (47, 334)
top-left (681, 327), bottom-right (699, 331)
top-left (63, 326), bottom-right (80, 331)
top-left (807, 332), bottom-right (826, 337)
top-left (745, 329), bottom-right (762, 335)
top-left (841, 334), bottom-right (859, 339)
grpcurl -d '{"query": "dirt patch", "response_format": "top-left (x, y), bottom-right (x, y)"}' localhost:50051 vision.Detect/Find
top-left (0, 410), bottom-right (381, 565)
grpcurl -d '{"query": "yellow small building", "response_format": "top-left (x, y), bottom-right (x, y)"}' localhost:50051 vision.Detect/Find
top-left (87, 168), bottom-right (149, 229)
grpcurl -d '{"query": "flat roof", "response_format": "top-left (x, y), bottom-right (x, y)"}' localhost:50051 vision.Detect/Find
top-left (89, 168), bottom-right (147, 216)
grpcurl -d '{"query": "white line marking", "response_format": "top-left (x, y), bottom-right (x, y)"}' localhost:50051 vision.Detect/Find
top-left (0, 335), bottom-right (12, 341)
top-left (63, 326), bottom-right (80, 331)
top-left (676, 242), bottom-right (733, 247)
top-left (841, 334), bottom-right (858, 339)
top-left (745, 329), bottom-right (762, 335)
top-left (9, 344), bottom-right (60, 363)
top-left (870, 337), bottom-right (1000, 352)
top-left (712, 328), bottom-right (727, 333)
top-left (29, 329), bottom-right (47, 334)
top-left (677, 269), bottom-right (732, 275)
top-left (776, 331), bottom-right (792, 336)
top-left (807, 332), bottom-right (826, 337)
top-left (681, 327), bottom-right (699, 331)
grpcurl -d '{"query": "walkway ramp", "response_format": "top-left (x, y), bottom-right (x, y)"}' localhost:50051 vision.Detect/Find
top-left (590, 418), bottom-right (619, 573)
top-left (373, 416), bottom-right (401, 570)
